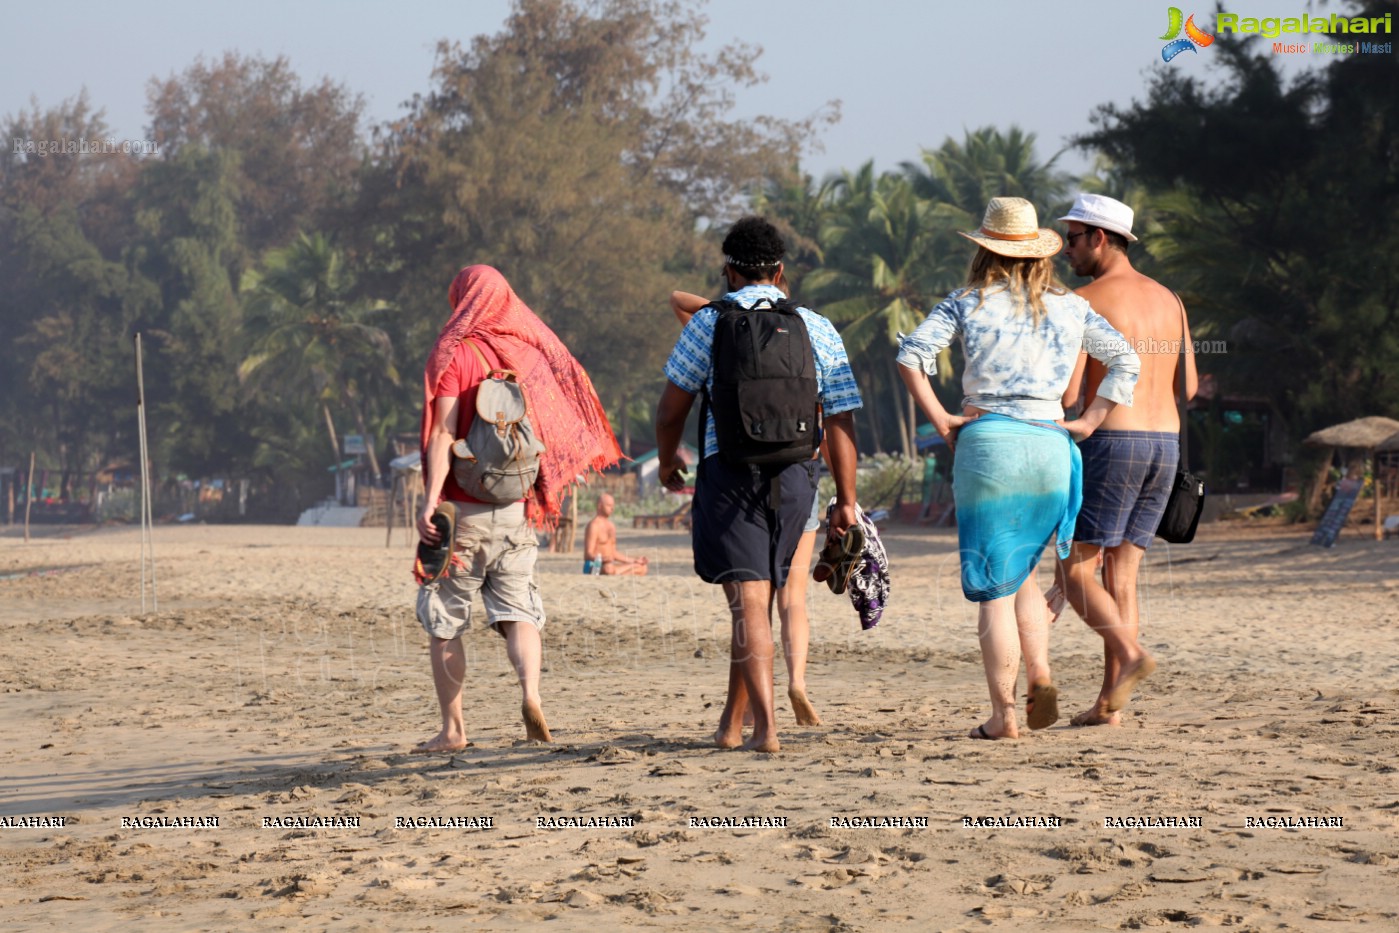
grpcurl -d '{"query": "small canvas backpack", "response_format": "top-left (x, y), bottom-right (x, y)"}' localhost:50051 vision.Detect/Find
top-left (451, 340), bottom-right (546, 504)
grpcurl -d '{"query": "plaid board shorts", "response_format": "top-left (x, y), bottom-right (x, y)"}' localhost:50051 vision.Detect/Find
top-left (1074, 430), bottom-right (1180, 549)
top-left (415, 500), bottom-right (545, 640)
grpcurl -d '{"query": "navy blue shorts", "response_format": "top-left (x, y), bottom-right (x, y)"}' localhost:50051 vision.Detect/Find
top-left (691, 456), bottom-right (818, 587)
top-left (804, 489), bottom-right (822, 533)
top-left (1074, 430), bottom-right (1179, 549)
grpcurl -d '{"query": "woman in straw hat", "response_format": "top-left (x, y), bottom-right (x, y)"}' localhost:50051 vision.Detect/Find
top-left (896, 197), bottom-right (1140, 740)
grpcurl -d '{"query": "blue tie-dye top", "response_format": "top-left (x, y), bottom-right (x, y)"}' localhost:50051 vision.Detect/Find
top-left (896, 286), bottom-right (1139, 420)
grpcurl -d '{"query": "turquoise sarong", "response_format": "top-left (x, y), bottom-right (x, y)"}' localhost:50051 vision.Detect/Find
top-left (952, 413), bottom-right (1082, 602)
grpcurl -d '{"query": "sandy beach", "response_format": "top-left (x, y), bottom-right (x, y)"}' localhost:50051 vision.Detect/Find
top-left (2, 519), bottom-right (1397, 931)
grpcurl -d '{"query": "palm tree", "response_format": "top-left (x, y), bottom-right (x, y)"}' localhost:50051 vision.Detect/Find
top-left (750, 168), bottom-right (838, 288)
top-left (239, 232), bottom-right (397, 481)
top-left (804, 166), bottom-right (943, 457)
top-left (904, 125), bottom-right (1067, 225)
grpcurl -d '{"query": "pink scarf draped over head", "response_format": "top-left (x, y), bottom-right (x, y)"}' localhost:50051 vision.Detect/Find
top-left (421, 265), bottom-right (622, 528)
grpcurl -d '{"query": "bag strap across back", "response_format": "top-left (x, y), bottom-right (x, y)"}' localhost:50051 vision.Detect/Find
top-left (464, 338), bottom-right (528, 432)
top-left (1170, 292), bottom-right (1189, 469)
top-left (464, 337), bottom-right (490, 373)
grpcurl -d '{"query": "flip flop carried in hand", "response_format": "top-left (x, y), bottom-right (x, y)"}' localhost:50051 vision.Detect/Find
top-left (813, 524), bottom-right (865, 596)
top-left (1026, 683), bottom-right (1060, 730)
top-left (414, 501), bottom-right (458, 585)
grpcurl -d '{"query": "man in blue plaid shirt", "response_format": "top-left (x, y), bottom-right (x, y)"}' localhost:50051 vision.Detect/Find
top-left (655, 216), bottom-right (861, 753)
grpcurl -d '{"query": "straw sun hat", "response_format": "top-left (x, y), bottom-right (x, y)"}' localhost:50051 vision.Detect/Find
top-left (957, 197), bottom-right (1062, 259)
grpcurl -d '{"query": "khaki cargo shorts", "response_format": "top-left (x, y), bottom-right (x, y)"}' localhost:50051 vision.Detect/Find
top-left (415, 500), bottom-right (545, 640)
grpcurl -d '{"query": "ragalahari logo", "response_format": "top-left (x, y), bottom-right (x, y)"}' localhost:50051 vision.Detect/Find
top-left (1161, 7), bottom-right (1215, 61)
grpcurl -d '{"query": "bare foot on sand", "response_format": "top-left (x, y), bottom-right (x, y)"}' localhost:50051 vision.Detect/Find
top-left (1105, 653), bottom-right (1157, 712)
top-left (522, 701), bottom-right (552, 742)
top-left (1070, 705), bottom-right (1122, 727)
top-left (741, 732), bottom-right (781, 753)
top-left (713, 718), bottom-right (744, 749)
top-left (412, 731), bottom-right (471, 754)
top-left (788, 687), bottom-right (822, 726)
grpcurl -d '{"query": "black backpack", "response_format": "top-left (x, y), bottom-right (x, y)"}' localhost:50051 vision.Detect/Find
top-left (702, 297), bottom-right (821, 466)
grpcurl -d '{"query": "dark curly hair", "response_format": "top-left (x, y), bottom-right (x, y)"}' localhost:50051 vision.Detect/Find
top-left (721, 216), bottom-right (786, 281)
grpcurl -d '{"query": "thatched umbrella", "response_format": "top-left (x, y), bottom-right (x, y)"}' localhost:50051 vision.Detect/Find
top-left (1304, 416), bottom-right (1399, 540)
top-left (1303, 416), bottom-right (1399, 449)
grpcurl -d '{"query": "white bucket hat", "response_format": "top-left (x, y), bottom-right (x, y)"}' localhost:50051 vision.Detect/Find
top-left (1058, 193), bottom-right (1138, 242)
top-left (957, 197), bottom-right (1062, 259)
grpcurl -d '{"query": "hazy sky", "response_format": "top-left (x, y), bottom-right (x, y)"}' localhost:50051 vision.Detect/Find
top-left (5, 1), bottom-right (1325, 179)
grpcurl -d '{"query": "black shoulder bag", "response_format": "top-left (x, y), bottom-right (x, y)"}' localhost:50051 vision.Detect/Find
top-left (1155, 293), bottom-right (1206, 543)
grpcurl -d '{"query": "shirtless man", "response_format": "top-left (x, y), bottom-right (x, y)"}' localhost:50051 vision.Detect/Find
top-left (583, 494), bottom-right (649, 575)
top-left (1058, 193), bottom-right (1198, 725)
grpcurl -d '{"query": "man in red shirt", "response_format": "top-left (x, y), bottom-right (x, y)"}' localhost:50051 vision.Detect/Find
top-left (414, 266), bottom-right (621, 753)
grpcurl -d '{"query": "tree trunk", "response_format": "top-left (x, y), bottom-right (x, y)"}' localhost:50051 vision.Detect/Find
top-left (24, 451), bottom-right (34, 543)
top-left (1306, 448), bottom-right (1333, 517)
top-left (862, 371), bottom-right (883, 453)
top-left (322, 404), bottom-right (340, 464)
top-left (905, 381), bottom-right (918, 461)
top-left (350, 401), bottom-right (382, 482)
top-left (890, 360), bottom-right (914, 458)
top-left (885, 359), bottom-right (913, 458)
top-left (619, 393), bottom-right (631, 456)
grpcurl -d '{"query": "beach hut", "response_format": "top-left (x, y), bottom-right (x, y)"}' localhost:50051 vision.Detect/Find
top-left (1303, 416), bottom-right (1399, 541)
top-left (385, 451), bottom-right (422, 546)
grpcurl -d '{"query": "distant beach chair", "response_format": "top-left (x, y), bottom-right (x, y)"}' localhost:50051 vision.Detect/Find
top-left (1384, 515), bottom-right (1399, 539)
top-left (1231, 491), bottom-right (1298, 518)
top-left (632, 499), bottom-right (692, 530)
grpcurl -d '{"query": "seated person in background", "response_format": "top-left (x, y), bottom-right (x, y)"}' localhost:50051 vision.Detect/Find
top-left (583, 494), bottom-right (649, 575)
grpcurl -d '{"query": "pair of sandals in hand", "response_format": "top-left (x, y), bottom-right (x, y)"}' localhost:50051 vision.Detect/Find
top-left (812, 522), bottom-right (865, 595)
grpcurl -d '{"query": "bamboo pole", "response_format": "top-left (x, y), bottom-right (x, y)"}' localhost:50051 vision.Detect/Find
top-left (136, 334), bottom-right (157, 613)
top-left (1375, 453), bottom-right (1383, 542)
top-left (1376, 478), bottom-right (1383, 541)
top-left (23, 451), bottom-right (34, 543)
top-left (139, 419), bottom-right (147, 611)
top-left (385, 473), bottom-right (397, 548)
